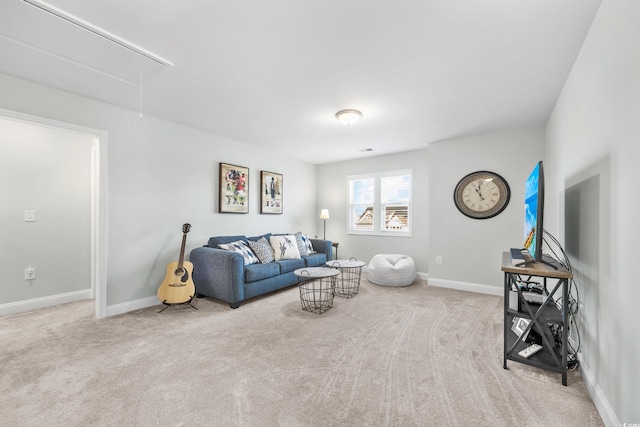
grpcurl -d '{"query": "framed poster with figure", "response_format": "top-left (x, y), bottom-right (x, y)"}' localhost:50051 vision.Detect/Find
top-left (260, 171), bottom-right (283, 214)
top-left (219, 163), bottom-right (249, 213)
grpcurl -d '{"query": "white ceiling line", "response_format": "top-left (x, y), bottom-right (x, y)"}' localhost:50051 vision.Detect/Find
top-left (22, 0), bottom-right (174, 67)
top-left (0, 33), bottom-right (140, 88)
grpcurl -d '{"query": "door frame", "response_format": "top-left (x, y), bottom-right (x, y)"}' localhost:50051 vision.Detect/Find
top-left (1, 108), bottom-right (108, 318)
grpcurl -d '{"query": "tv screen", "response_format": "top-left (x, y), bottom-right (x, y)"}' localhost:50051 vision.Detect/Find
top-left (523, 161), bottom-right (544, 262)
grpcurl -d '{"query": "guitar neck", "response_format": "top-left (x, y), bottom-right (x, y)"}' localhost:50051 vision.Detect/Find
top-left (177, 233), bottom-right (187, 269)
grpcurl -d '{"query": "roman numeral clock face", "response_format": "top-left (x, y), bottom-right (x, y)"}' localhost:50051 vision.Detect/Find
top-left (453, 171), bottom-right (510, 219)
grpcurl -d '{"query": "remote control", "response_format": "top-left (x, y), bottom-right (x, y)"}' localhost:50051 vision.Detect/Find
top-left (518, 343), bottom-right (542, 358)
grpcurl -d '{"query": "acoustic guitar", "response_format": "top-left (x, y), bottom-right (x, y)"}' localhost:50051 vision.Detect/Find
top-left (157, 223), bottom-right (196, 305)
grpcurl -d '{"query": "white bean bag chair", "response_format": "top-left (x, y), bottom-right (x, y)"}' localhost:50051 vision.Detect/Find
top-left (368, 254), bottom-right (416, 287)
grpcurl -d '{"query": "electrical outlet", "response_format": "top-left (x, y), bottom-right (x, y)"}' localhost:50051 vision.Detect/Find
top-left (24, 267), bottom-right (36, 280)
top-left (24, 210), bottom-right (36, 222)
top-left (436, 256), bottom-right (443, 265)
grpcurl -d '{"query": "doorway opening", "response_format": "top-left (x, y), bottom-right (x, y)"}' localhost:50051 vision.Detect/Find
top-left (0, 109), bottom-right (107, 318)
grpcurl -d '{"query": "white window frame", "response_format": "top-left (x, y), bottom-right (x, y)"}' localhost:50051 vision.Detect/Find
top-left (347, 169), bottom-right (412, 237)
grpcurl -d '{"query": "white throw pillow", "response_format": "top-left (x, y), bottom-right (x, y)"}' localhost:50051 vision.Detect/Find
top-left (270, 235), bottom-right (301, 260)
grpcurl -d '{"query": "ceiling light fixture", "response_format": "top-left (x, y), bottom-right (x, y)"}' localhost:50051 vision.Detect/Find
top-left (335, 109), bottom-right (362, 126)
top-left (22, 0), bottom-right (174, 66)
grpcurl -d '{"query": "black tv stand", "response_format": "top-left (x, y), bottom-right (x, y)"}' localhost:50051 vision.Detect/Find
top-left (501, 251), bottom-right (572, 385)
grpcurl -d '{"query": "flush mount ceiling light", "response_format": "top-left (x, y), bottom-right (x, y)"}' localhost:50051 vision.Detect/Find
top-left (22, 0), bottom-right (174, 66)
top-left (335, 109), bottom-right (362, 126)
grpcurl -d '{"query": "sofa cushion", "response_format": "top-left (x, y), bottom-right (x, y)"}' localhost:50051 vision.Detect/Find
top-left (218, 240), bottom-right (259, 265)
top-left (208, 235), bottom-right (247, 248)
top-left (276, 258), bottom-right (305, 274)
top-left (270, 235), bottom-right (301, 260)
top-left (248, 237), bottom-right (275, 264)
top-left (244, 262), bottom-right (281, 283)
top-left (304, 253), bottom-right (327, 267)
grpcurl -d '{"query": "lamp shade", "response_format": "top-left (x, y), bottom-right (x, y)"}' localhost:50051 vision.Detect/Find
top-left (320, 209), bottom-right (330, 219)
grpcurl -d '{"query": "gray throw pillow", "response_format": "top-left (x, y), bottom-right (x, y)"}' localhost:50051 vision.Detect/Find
top-left (248, 237), bottom-right (275, 264)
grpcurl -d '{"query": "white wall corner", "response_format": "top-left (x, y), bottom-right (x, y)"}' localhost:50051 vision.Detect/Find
top-left (577, 354), bottom-right (621, 427)
top-left (106, 295), bottom-right (161, 317)
top-left (416, 272), bottom-right (429, 281)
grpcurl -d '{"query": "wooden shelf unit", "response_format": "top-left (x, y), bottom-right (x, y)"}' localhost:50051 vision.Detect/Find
top-left (501, 252), bottom-right (573, 386)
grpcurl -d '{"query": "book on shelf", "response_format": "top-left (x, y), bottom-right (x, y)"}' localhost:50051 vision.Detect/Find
top-left (510, 248), bottom-right (533, 266)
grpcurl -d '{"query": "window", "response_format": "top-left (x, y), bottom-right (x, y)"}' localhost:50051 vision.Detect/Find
top-left (348, 170), bottom-right (412, 236)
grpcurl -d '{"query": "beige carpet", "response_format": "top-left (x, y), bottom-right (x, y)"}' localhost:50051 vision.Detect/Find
top-left (0, 277), bottom-right (603, 427)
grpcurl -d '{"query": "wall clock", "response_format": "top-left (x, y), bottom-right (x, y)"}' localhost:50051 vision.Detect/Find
top-left (453, 171), bottom-right (510, 219)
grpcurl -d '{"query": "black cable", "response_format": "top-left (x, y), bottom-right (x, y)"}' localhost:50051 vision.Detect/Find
top-left (542, 229), bottom-right (581, 365)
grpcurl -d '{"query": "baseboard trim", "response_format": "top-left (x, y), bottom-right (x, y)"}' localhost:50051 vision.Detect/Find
top-left (427, 277), bottom-right (502, 296)
top-left (577, 354), bottom-right (621, 427)
top-left (0, 289), bottom-right (92, 316)
top-left (106, 296), bottom-right (160, 317)
top-left (3, 292), bottom-right (182, 319)
top-left (363, 268), bottom-right (429, 282)
top-left (416, 272), bottom-right (428, 281)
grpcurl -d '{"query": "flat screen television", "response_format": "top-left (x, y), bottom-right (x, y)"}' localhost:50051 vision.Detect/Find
top-left (523, 161), bottom-right (544, 263)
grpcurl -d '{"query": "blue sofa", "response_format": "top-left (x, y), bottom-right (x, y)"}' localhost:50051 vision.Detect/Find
top-left (190, 233), bottom-right (332, 308)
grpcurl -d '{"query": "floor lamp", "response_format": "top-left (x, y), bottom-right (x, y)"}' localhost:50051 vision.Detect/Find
top-left (320, 209), bottom-right (330, 240)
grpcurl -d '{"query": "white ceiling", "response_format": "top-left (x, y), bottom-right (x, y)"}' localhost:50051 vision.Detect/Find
top-left (0, 0), bottom-right (602, 164)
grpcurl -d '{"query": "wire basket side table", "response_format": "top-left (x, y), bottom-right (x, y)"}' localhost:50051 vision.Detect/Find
top-left (326, 258), bottom-right (365, 298)
top-left (294, 267), bottom-right (340, 314)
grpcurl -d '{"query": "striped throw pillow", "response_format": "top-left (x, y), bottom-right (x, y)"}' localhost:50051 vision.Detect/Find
top-left (218, 240), bottom-right (259, 265)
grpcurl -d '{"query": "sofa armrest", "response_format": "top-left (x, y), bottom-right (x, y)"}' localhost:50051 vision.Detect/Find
top-left (310, 239), bottom-right (332, 259)
top-left (190, 246), bottom-right (245, 305)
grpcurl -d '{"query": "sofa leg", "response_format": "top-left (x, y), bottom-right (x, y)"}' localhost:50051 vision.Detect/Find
top-left (229, 302), bottom-right (240, 309)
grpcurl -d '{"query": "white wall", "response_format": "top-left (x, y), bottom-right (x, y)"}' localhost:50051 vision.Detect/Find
top-left (545, 0), bottom-right (639, 424)
top-left (428, 128), bottom-right (545, 292)
top-left (317, 149), bottom-right (429, 272)
top-left (0, 118), bottom-right (92, 304)
top-left (316, 128), bottom-right (545, 292)
top-left (0, 72), bottom-right (318, 309)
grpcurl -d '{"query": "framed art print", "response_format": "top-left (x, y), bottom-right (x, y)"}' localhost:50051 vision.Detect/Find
top-left (219, 163), bottom-right (249, 213)
top-left (511, 317), bottom-right (531, 341)
top-left (260, 171), bottom-right (283, 214)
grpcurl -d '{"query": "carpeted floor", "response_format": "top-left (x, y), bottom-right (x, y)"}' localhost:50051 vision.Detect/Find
top-left (0, 277), bottom-right (603, 426)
